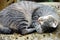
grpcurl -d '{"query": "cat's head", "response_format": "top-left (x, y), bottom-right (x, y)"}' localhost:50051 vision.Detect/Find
top-left (34, 15), bottom-right (58, 33)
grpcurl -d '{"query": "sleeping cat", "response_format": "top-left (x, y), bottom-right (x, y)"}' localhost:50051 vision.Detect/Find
top-left (0, 1), bottom-right (59, 35)
top-left (0, 1), bottom-right (39, 34)
top-left (32, 5), bottom-right (60, 33)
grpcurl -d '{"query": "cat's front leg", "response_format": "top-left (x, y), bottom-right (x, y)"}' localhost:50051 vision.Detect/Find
top-left (18, 28), bottom-right (36, 35)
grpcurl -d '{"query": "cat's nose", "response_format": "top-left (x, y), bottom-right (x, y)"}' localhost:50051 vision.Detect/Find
top-left (38, 19), bottom-right (44, 25)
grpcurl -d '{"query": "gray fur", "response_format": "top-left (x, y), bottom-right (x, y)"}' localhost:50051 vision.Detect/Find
top-left (0, 1), bottom-right (38, 34)
top-left (0, 1), bottom-right (59, 34)
top-left (32, 5), bottom-right (60, 33)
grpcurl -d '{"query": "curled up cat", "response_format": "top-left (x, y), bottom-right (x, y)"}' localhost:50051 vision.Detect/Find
top-left (0, 1), bottom-right (59, 35)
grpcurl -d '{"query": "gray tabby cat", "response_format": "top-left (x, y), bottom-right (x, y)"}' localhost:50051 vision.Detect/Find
top-left (0, 1), bottom-right (59, 35)
top-left (32, 5), bottom-right (60, 33)
top-left (0, 1), bottom-right (39, 34)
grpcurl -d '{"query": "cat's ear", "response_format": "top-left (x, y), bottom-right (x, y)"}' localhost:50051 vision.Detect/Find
top-left (47, 15), bottom-right (58, 28)
top-left (51, 20), bottom-right (58, 28)
top-left (48, 15), bottom-right (59, 28)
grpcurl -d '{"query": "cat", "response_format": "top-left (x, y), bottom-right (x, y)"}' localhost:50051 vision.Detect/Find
top-left (32, 5), bottom-right (60, 33)
top-left (0, 1), bottom-right (59, 35)
top-left (0, 1), bottom-right (39, 34)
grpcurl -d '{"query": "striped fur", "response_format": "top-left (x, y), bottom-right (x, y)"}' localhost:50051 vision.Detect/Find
top-left (0, 1), bottom-right (40, 34)
top-left (0, 1), bottom-right (59, 34)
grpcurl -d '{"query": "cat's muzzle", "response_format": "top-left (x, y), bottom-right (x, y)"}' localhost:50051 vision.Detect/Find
top-left (35, 15), bottom-right (58, 33)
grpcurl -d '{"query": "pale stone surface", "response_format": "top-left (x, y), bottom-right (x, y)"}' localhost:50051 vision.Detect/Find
top-left (0, 2), bottom-right (60, 40)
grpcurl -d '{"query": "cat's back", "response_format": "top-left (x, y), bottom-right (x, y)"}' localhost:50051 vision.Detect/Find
top-left (0, 1), bottom-right (40, 28)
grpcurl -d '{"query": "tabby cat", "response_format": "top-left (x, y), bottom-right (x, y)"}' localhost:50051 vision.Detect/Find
top-left (0, 1), bottom-right (59, 35)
